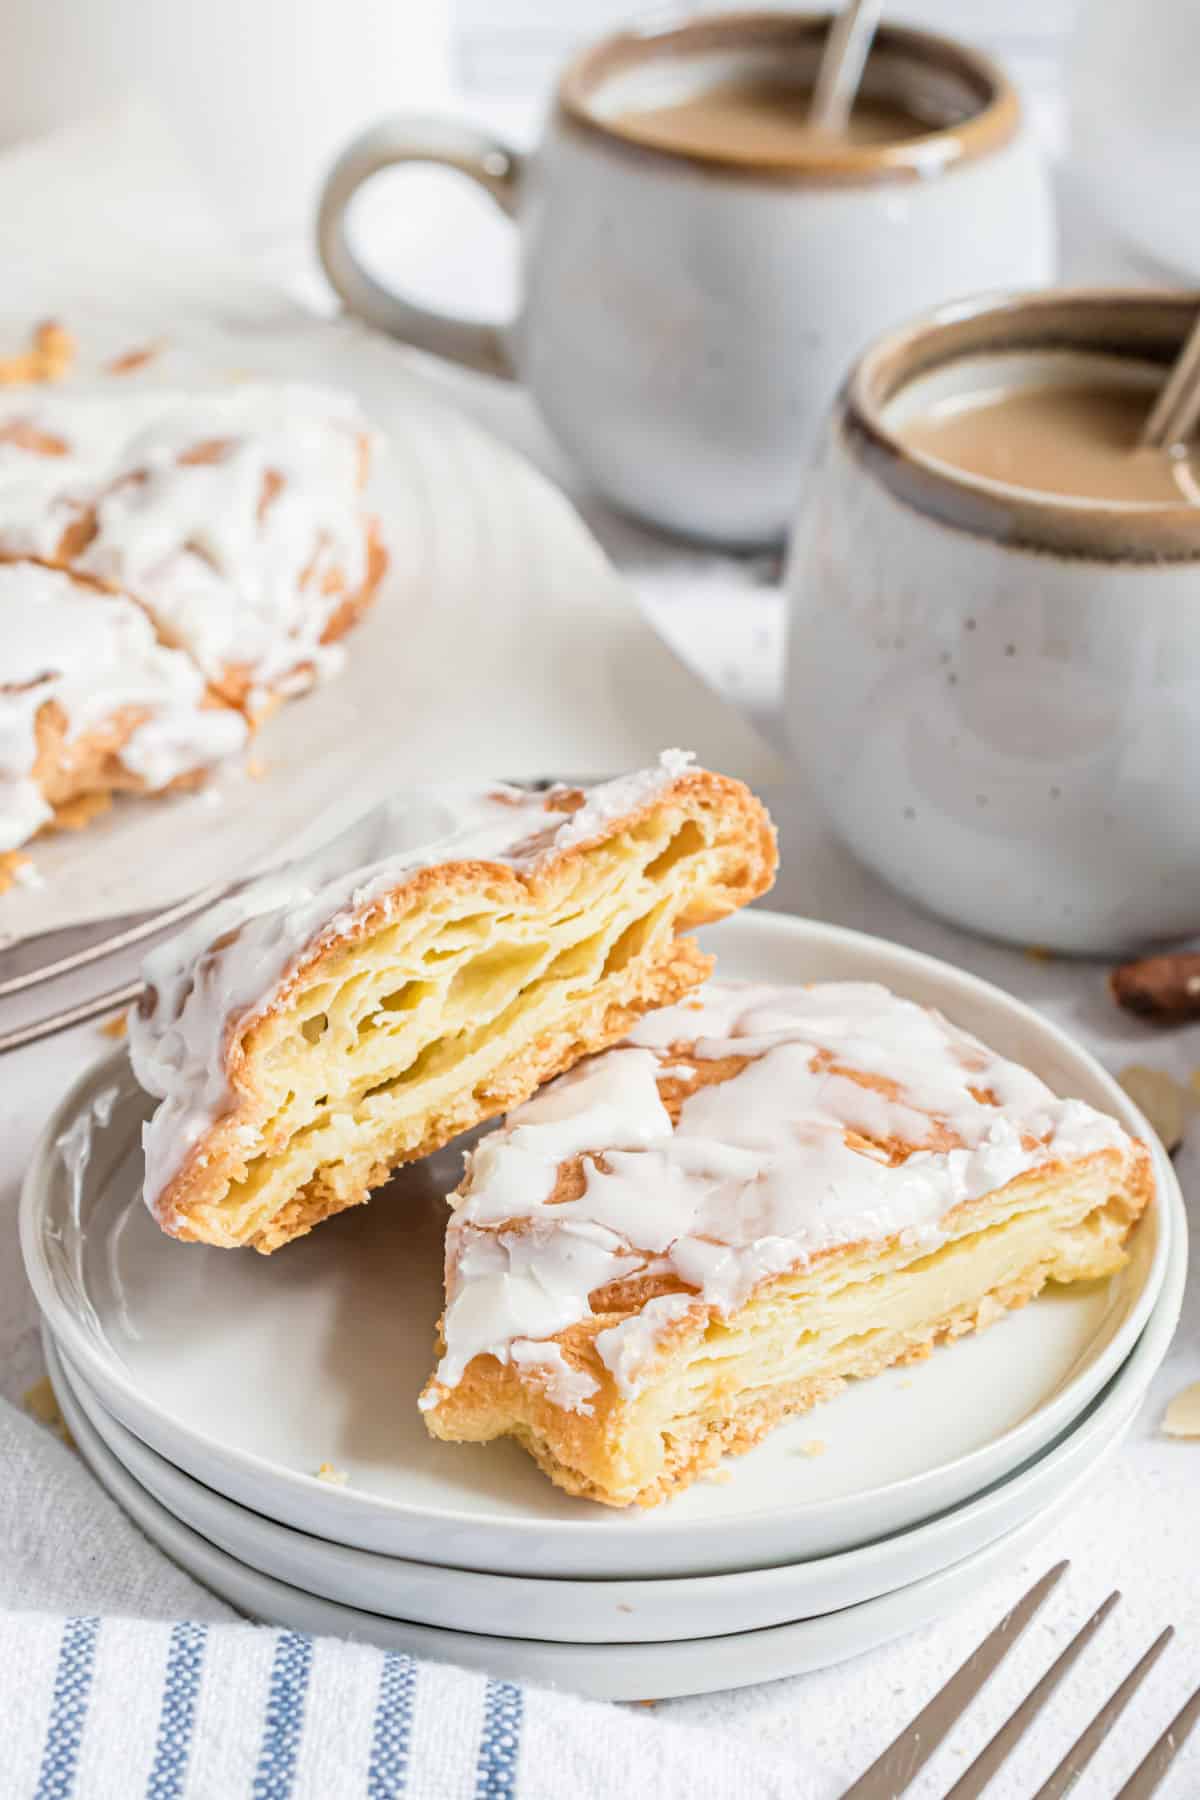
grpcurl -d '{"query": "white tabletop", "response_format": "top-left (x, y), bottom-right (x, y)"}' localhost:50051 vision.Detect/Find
top-left (0, 88), bottom-right (1197, 1800)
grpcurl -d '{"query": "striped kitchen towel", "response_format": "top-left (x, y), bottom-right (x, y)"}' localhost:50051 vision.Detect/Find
top-left (0, 1610), bottom-right (816, 1799)
top-left (0, 1393), bottom-right (830, 1799)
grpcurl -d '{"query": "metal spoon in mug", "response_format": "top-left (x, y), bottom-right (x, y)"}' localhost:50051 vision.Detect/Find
top-left (1140, 308), bottom-right (1200, 453)
top-left (809, 0), bottom-right (885, 136)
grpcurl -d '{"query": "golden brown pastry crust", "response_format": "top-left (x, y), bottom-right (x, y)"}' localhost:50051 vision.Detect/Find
top-left (26, 694), bottom-right (214, 814)
top-left (142, 768), bottom-right (777, 1252)
top-left (421, 983), bottom-right (1154, 1507)
top-left (426, 1144), bottom-right (1152, 1507)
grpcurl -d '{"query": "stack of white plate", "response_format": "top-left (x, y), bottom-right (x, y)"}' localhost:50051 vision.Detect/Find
top-left (22, 915), bottom-right (1187, 1702)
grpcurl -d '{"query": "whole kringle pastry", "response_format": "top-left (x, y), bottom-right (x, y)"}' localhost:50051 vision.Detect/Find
top-left (420, 981), bottom-right (1153, 1508)
top-left (0, 561), bottom-right (247, 858)
top-left (129, 754), bottom-right (777, 1253)
top-left (0, 380), bottom-right (387, 716)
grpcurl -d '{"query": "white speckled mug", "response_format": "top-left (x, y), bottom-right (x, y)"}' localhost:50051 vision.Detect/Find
top-left (785, 290), bottom-right (1200, 955)
top-left (318, 11), bottom-right (1052, 544)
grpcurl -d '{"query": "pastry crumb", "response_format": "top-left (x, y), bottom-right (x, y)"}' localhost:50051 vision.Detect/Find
top-left (974, 1294), bottom-right (1005, 1330)
top-left (23, 1377), bottom-right (75, 1448)
top-left (1163, 1380), bottom-right (1200, 1440)
top-left (52, 791), bottom-right (113, 832)
top-left (1024, 944), bottom-right (1054, 963)
top-left (245, 757), bottom-right (269, 782)
top-left (0, 850), bottom-right (37, 894)
top-left (797, 1439), bottom-right (827, 1459)
top-left (99, 1010), bottom-right (129, 1040)
top-left (315, 1460), bottom-right (349, 1485)
top-left (106, 341), bottom-right (163, 375)
top-left (0, 319), bottom-right (76, 385)
top-left (702, 1465), bottom-right (733, 1486)
top-left (1117, 1064), bottom-right (1194, 1154)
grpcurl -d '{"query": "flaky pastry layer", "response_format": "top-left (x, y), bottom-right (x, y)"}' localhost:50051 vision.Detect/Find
top-left (425, 1149), bottom-right (1151, 1507)
top-left (132, 765), bottom-right (776, 1251)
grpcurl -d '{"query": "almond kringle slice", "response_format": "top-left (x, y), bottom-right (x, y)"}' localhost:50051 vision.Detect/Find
top-left (421, 980), bottom-right (1153, 1509)
top-left (128, 754), bottom-right (777, 1253)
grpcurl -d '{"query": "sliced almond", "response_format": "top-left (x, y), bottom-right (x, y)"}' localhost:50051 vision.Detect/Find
top-left (23, 1376), bottom-right (75, 1448)
top-left (1163, 1380), bottom-right (1200, 1440)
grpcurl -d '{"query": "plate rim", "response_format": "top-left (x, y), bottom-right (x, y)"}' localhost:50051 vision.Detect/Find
top-left (21, 907), bottom-right (1181, 1557)
top-left (44, 1323), bottom-right (1118, 1703)
top-left (45, 1250), bottom-right (1175, 1641)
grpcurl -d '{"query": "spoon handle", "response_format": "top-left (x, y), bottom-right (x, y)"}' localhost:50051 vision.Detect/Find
top-left (809, 0), bottom-right (885, 135)
top-left (1141, 310), bottom-right (1200, 450)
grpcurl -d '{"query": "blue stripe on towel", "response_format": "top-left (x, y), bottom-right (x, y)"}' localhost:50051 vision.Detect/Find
top-left (34, 1616), bottom-right (101, 1800)
top-left (474, 1679), bottom-right (523, 1799)
top-left (366, 1651), bottom-right (417, 1797)
top-left (145, 1621), bottom-right (209, 1799)
top-left (252, 1631), bottom-right (314, 1799)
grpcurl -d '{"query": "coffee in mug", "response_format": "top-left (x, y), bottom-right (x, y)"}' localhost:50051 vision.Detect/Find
top-left (607, 76), bottom-right (930, 161)
top-left (894, 355), bottom-right (1200, 504)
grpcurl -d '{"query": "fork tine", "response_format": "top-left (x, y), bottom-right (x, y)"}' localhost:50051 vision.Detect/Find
top-left (0, 978), bottom-right (144, 1055)
top-left (0, 876), bottom-right (233, 998)
top-left (1114, 1677), bottom-right (1200, 1799)
top-left (1033, 1627), bottom-right (1175, 1799)
top-left (943, 1589), bottom-right (1121, 1800)
top-left (841, 1562), bottom-right (1068, 1798)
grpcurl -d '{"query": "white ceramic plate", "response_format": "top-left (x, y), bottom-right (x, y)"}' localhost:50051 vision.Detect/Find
top-left (49, 1227), bottom-right (1181, 1644)
top-left (22, 911), bottom-right (1176, 1580)
top-left (0, 308), bottom-right (780, 948)
top-left (47, 1328), bottom-right (1094, 1703)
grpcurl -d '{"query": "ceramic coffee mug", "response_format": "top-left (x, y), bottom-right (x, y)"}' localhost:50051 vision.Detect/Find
top-left (784, 289), bottom-right (1200, 956)
top-left (318, 11), bottom-right (1052, 544)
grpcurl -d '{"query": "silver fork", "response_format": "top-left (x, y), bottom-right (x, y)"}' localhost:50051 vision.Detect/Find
top-left (0, 881), bottom-right (233, 1055)
top-left (843, 1563), bottom-right (1198, 1798)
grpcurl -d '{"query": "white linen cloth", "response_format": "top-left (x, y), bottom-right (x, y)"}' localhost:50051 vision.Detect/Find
top-left (1, 1400), bottom-right (810, 1799)
top-left (0, 104), bottom-right (1198, 1800)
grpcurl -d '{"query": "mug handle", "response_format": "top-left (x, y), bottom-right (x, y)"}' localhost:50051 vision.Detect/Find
top-left (317, 116), bottom-right (523, 380)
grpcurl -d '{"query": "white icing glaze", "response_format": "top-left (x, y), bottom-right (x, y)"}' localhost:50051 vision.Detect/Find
top-left (0, 564), bottom-right (248, 852)
top-left (0, 381), bottom-right (376, 692)
top-left (128, 754), bottom-right (694, 1222)
top-left (553, 747), bottom-right (694, 848)
top-left (424, 981), bottom-right (1133, 1407)
top-left (509, 1341), bottom-right (600, 1415)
